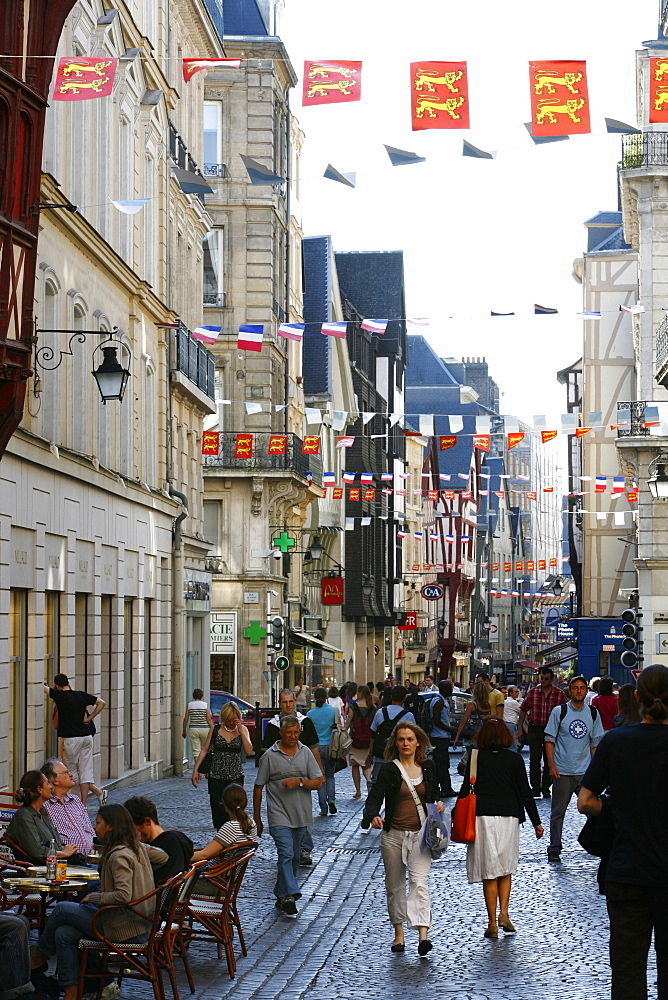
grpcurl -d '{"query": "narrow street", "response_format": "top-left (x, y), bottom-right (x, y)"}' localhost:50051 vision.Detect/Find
top-left (103, 756), bottom-right (653, 1000)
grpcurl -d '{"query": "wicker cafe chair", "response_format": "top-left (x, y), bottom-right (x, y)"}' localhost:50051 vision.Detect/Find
top-left (0, 846), bottom-right (43, 929)
top-left (75, 871), bottom-right (184, 1000)
top-left (186, 844), bottom-right (256, 978)
top-left (156, 862), bottom-right (208, 996)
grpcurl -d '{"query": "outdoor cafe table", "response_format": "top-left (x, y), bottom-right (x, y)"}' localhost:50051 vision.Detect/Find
top-left (2, 876), bottom-right (89, 930)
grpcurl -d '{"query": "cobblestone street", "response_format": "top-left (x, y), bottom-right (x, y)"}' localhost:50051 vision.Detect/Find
top-left (95, 752), bottom-right (658, 1000)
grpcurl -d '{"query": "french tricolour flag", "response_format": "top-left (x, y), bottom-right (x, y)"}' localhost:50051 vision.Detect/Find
top-left (342, 471), bottom-right (356, 482)
top-left (612, 477), bottom-right (625, 493)
top-left (278, 322), bottom-right (305, 341)
top-left (429, 532), bottom-right (439, 541)
top-left (321, 321), bottom-right (347, 338)
top-left (577, 311), bottom-right (602, 320)
top-left (323, 473), bottom-right (336, 486)
top-left (237, 325), bottom-right (264, 351)
top-left (595, 476), bottom-right (607, 493)
top-left (397, 528), bottom-right (407, 538)
top-left (414, 531), bottom-right (423, 540)
top-left (381, 472), bottom-right (393, 481)
top-left (620, 304), bottom-right (645, 314)
top-left (360, 318), bottom-right (388, 334)
top-left (360, 473), bottom-right (373, 483)
top-left (445, 534), bottom-right (454, 543)
top-left (192, 325), bottom-right (221, 345)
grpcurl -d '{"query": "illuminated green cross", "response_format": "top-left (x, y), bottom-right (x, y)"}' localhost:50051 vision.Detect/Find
top-left (243, 621), bottom-right (267, 645)
top-left (272, 531), bottom-right (296, 554)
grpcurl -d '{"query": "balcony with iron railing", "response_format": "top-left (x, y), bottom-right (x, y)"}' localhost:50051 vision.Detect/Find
top-left (621, 132), bottom-right (668, 170)
top-left (203, 432), bottom-right (322, 484)
top-left (616, 400), bottom-right (665, 438)
top-left (172, 327), bottom-right (215, 400)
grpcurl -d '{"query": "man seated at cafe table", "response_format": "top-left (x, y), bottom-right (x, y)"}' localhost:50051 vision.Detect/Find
top-left (41, 759), bottom-right (95, 859)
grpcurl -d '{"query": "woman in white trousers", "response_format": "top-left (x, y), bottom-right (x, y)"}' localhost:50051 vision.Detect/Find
top-left (361, 722), bottom-right (444, 956)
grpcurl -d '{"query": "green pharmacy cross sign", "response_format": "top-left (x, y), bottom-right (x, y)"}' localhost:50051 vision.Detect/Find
top-left (243, 621), bottom-right (268, 645)
top-left (272, 531), bottom-right (296, 554)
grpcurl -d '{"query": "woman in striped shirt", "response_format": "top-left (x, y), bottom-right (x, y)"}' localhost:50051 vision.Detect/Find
top-left (182, 689), bottom-right (213, 763)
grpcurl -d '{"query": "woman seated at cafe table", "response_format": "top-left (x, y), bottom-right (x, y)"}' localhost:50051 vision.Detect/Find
top-left (6, 771), bottom-right (80, 863)
top-left (30, 803), bottom-right (167, 1000)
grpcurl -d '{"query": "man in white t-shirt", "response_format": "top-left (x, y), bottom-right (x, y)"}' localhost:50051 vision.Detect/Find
top-left (503, 686), bottom-right (522, 746)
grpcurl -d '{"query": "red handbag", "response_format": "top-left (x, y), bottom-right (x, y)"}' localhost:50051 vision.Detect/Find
top-left (451, 749), bottom-right (478, 843)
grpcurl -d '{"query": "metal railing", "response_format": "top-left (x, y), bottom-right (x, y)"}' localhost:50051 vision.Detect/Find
top-left (203, 432), bottom-right (323, 483)
top-left (202, 163), bottom-right (228, 178)
top-left (657, 316), bottom-right (668, 371)
top-left (621, 132), bottom-right (668, 169)
top-left (203, 291), bottom-right (226, 307)
top-left (173, 327), bottom-right (215, 399)
top-left (616, 401), bottom-right (651, 437)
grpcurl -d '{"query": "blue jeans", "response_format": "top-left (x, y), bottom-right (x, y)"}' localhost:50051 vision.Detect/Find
top-left (505, 721), bottom-right (518, 748)
top-left (368, 757), bottom-right (384, 790)
top-left (37, 901), bottom-right (148, 987)
top-left (269, 826), bottom-right (308, 900)
top-left (315, 745), bottom-right (336, 811)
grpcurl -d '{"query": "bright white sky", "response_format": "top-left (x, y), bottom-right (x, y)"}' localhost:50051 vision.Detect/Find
top-left (280, 0), bottom-right (658, 424)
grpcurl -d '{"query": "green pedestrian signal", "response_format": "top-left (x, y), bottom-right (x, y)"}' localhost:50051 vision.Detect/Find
top-left (275, 655), bottom-right (289, 671)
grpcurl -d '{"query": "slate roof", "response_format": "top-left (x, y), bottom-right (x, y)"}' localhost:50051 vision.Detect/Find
top-left (406, 336), bottom-right (460, 386)
top-left (587, 226), bottom-right (633, 254)
top-left (334, 251), bottom-right (406, 362)
top-left (584, 211), bottom-right (623, 226)
top-left (222, 0), bottom-right (269, 36)
top-left (302, 236), bottom-right (333, 396)
top-left (405, 335), bottom-right (477, 478)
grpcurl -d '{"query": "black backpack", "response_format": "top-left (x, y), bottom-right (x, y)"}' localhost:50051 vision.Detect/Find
top-left (372, 707), bottom-right (409, 758)
top-left (414, 695), bottom-right (437, 735)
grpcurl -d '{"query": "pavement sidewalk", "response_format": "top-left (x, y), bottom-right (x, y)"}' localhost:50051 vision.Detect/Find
top-left (95, 754), bottom-right (655, 1000)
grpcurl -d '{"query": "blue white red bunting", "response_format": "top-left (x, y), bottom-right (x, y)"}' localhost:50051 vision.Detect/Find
top-left (192, 325), bottom-right (221, 345)
top-left (237, 325), bottom-right (263, 351)
top-left (321, 322), bottom-right (347, 338)
top-left (278, 322), bottom-right (305, 341)
top-left (360, 318), bottom-right (388, 334)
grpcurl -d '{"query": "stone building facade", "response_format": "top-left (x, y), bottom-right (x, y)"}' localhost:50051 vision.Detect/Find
top-left (0, 0), bottom-right (220, 790)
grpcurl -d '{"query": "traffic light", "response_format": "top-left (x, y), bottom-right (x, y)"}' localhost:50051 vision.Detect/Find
top-left (270, 615), bottom-right (285, 652)
top-left (620, 608), bottom-right (642, 668)
top-left (275, 654), bottom-right (289, 671)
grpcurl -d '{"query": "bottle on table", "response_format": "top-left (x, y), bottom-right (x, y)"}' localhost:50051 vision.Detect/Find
top-left (46, 839), bottom-right (57, 880)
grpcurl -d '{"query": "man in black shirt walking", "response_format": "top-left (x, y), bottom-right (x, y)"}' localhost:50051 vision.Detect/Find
top-left (45, 674), bottom-right (105, 806)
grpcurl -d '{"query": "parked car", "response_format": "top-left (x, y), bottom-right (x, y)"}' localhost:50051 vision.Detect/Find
top-left (209, 690), bottom-right (257, 743)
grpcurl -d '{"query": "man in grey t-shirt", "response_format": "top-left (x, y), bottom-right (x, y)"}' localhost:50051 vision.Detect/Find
top-left (253, 716), bottom-right (324, 915)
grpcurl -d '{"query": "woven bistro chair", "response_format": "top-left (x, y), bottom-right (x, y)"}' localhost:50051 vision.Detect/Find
top-left (155, 862), bottom-right (208, 996)
top-left (75, 871), bottom-right (185, 1000)
top-left (186, 844), bottom-right (256, 978)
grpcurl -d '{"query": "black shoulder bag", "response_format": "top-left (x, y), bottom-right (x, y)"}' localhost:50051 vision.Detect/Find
top-left (197, 724), bottom-right (220, 775)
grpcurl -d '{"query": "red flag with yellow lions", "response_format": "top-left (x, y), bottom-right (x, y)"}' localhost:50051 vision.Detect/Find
top-left (529, 60), bottom-right (590, 137)
top-left (410, 62), bottom-right (470, 131)
top-left (303, 61), bottom-right (362, 106)
top-left (53, 56), bottom-right (118, 101)
top-left (649, 58), bottom-right (668, 123)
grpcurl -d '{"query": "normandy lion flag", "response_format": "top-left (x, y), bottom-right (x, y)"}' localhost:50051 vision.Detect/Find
top-left (53, 57), bottom-right (118, 101)
top-left (410, 61), bottom-right (470, 131)
top-left (650, 58), bottom-right (668, 123)
top-left (529, 60), bottom-right (590, 137)
top-left (182, 58), bottom-right (241, 82)
top-left (303, 61), bottom-right (362, 106)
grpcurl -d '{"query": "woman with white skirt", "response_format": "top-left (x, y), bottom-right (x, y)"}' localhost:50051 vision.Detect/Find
top-left (458, 718), bottom-right (543, 938)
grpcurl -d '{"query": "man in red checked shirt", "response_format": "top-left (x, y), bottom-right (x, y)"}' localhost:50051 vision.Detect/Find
top-left (517, 667), bottom-right (567, 799)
